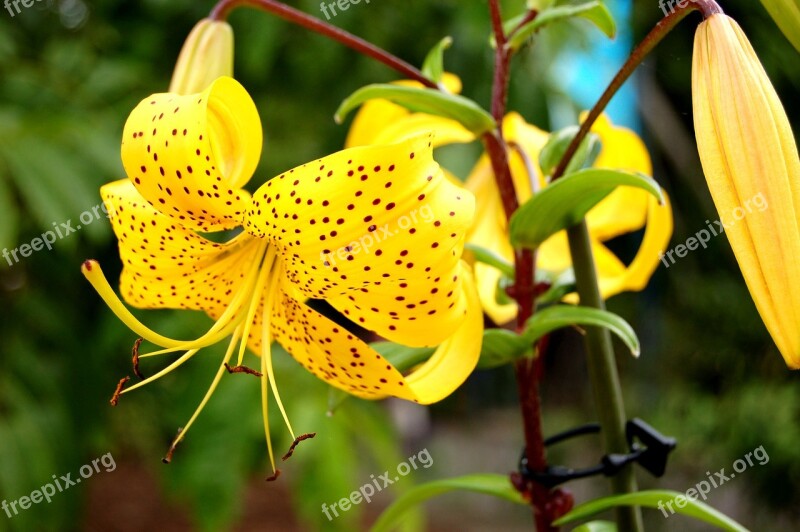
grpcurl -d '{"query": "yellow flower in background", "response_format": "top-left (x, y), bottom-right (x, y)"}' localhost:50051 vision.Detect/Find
top-left (693, 14), bottom-right (800, 369)
top-left (347, 84), bottom-right (673, 325)
top-left (84, 77), bottom-right (482, 474)
top-left (169, 18), bottom-right (234, 95)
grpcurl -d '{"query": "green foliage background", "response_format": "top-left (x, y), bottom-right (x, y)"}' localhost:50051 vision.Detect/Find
top-left (0, 0), bottom-right (798, 530)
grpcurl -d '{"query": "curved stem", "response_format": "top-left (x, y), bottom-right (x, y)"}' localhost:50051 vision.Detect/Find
top-left (550, 0), bottom-right (722, 182)
top-left (486, 1), bottom-right (555, 531)
top-left (209, 0), bottom-right (436, 88)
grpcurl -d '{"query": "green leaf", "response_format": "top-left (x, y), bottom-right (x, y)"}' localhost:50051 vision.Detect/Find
top-left (509, 168), bottom-right (664, 250)
top-left (335, 84), bottom-right (496, 135)
top-left (464, 243), bottom-right (515, 277)
top-left (421, 36), bottom-right (453, 85)
top-left (553, 490), bottom-right (750, 532)
top-left (573, 521), bottom-right (617, 532)
top-left (477, 329), bottom-right (531, 369)
top-left (370, 474), bottom-right (526, 532)
top-left (536, 269), bottom-right (576, 305)
top-left (508, 1), bottom-right (616, 51)
top-left (759, 0), bottom-right (800, 54)
top-left (538, 126), bottom-right (601, 178)
top-left (523, 305), bottom-right (640, 357)
top-left (372, 342), bottom-right (436, 372)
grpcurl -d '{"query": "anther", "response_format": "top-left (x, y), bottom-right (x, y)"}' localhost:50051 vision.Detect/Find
top-left (224, 363), bottom-right (263, 377)
top-left (110, 376), bottom-right (130, 406)
top-left (266, 469), bottom-right (282, 482)
top-left (132, 338), bottom-right (145, 380)
top-left (282, 433), bottom-right (317, 461)
top-left (162, 428), bottom-right (183, 464)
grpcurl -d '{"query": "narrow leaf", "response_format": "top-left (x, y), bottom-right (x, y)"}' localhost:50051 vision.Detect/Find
top-left (509, 168), bottom-right (664, 250)
top-left (523, 305), bottom-right (640, 357)
top-left (421, 37), bottom-right (453, 85)
top-left (371, 342), bottom-right (435, 372)
top-left (335, 84), bottom-right (496, 135)
top-left (538, 126), bottom-right (601, 178)
top-left (508, 1), bottom-right (616, 51)
top-left (371, 474), bottom-right (526, 532)
top-left (477, 329), bottom-right (531, 369)
top-left (465, 243), bottom-right (515, 277)
top-left (553, 490), bottom-right (749, 532)
top-left (573, 521), bottom-right (617, 532)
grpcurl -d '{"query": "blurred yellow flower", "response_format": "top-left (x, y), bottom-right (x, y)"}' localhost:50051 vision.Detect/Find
top-left (169, 18), bottom-right (235, 95)
top-left (347, 83), bottom-right (672, 325)
top-left (84, 77), bottom-right (482, 473)
top-left (693, 14), bottom-right (800, 369)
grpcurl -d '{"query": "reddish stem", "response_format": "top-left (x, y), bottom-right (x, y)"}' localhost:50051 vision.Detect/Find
top-left (487, 1), bottom-right (553, 530)
top-left (550, 0), bottom-right (722, 181)
top-left (209, 0), bottom-right (436, 88)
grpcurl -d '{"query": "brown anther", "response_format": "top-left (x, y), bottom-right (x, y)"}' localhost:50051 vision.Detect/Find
top-left (266, 469), bottom-right (282, 482)
top-left (162, 428), bottom-right (183, 464)
top-left (132, 338), bottom-right (145, 380)
top-left (282, 433), bottom-right (317, 461)
top-left (224, 363), bottom-right (262, 377)
top-left (109, 376), bottom-right (130, 406)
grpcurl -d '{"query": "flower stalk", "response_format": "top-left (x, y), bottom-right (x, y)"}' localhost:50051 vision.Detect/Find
top-left (209, 0), bottom-right (436, 88)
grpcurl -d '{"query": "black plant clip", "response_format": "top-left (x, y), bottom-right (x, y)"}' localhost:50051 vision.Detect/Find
top-left (519, 418), bottom-right (677, 489)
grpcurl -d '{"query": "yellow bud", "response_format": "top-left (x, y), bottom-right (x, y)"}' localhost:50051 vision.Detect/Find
top-left (169, 18), bottom-right (234, 95)
top-left (693, 14), bottom-right (800, 369)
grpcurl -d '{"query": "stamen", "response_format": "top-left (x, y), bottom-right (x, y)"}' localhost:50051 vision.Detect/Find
top-left (162, 325), bottom-right (244, 463)
top-left (266, 469), bottom-right (281, 482)
top-left (260, 337), bottom-right (277, 477)
top-left (236, 246), bottom-right (277, 366)
top-left (224, 363), bottom-right (263, 377)
top-left (136, 242), bottom-right (270, 359)
top-left (122, 349), bottom-right (200, 395)
top-left (263, 265), bottom-right (297, 441)
top-left (132, 338), bottom-right (145, 379)
top-left (162, 428), bottom-right (183, 464)
top-left (110, 376), bottom-right (130, 406)
top-left (282, 433), bottom-right (317, 461)
top-left (82, 260), bottom-right (185, 349)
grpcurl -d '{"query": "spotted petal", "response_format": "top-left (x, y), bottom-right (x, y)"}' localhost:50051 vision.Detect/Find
top-left (270, 262), bottom-right (481, 404)
top-left (121, 77), bottom-right (262, 231)
top-left (101, 179), bottom-right (263, 314)
top-left (245, 133), bottom-right (474, 346)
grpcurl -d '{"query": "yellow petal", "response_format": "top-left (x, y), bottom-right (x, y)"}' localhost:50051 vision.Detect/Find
top-left (244, 133), bottom-right (475, 346)
top-left (169, 19), bottom-right (234, 95)
top-left (271, 263), bottom-right (481, 404)
top-left (101, 179), bottom-right (263, 313)
top-left (121, 77), bottom-right (262, 231)
top-left (503, 112), bottom-right (550, 201)
top-left (693, 14), bottom-right (800, 368)
top-left (403, 261), bottom-right (482, 404)
top-left (464, 156), bottom-right (517, 324)
top-left (597, 194), bottom-right (673, 297)
top-left (583, 114), bottom-right (653, 241)
top-left (269, 278), bottom-right (417, 402)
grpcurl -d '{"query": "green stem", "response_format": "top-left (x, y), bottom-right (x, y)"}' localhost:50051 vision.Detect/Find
top-left (566, 221), bottom-right (642, 532)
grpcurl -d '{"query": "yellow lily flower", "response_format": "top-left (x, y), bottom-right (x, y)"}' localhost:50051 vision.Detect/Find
top-left (84, 77), bottom-right (482, 473)
top-left (693, 14), bottom-right (800, 369)
top-left (346, 85), bottom-right (673, 325)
